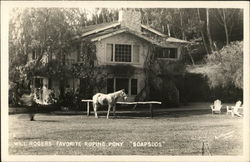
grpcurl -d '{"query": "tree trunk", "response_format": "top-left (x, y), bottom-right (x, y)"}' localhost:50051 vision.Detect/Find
top-left (179, 9), bottom-right (185, 40)
top-left (167, 24), bottom-right (171, 37)
top-left (206, 9), bottom-right (214, 52)
top-left (222, 9), bottom-right (229, 45)
top-left (187, 46), bottom-right (195, 65)
top-left (197, 9), bottom-right (209, 55)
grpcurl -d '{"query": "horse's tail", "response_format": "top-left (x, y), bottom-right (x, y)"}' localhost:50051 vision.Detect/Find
top-left (92, 93), bottom-right (101, 104)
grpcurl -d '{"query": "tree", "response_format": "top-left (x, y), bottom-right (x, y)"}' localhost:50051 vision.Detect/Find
top-left (189, 41), bottom-right (243, 89)
top-left (197, 8), bottom-right (209, 55)
top-left (206, 9), bottom-right (214, 52)
top-left (212, 9), bottom-right (239, 45)
top-left (9, 8), bottom-right (84, 103)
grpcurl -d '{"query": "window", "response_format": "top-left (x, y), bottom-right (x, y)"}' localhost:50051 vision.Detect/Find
top-left (106, 78), bottom-right (138, 95)
top-left (156, 48), bottom-right (178, 59)
top-left (106, 44), bottom-right (139, 63)
top-left (131, 79), bottom-right (138, 95)
top-left (34, 78), bottom-right (43, 88)
top-left (115, 44), bottom-right (131, 62)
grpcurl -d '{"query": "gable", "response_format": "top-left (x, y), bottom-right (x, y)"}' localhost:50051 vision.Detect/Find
top-left (96, 32), bottom-right (150, 46)
top-left (76, 23), bottom-right (189, 47)
top-left (88, 29), bottom-right (180, 48)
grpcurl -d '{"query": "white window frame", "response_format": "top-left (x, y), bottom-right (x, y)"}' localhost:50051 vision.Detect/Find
top-left (113, 44), bottom-right (133, 63)
top-left (106, 43), bottom-right (137, 64)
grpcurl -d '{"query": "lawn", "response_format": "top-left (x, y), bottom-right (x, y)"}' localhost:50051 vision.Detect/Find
top-left (8, 109), bottom-right (243, 155)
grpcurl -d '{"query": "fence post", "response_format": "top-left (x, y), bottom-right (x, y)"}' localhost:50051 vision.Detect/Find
top-left (87, 102), bottom-right (90, 116)
top-left (202, 141), bottom-right (205, 155)
top-left (150, 104), bottom-right (153, 118)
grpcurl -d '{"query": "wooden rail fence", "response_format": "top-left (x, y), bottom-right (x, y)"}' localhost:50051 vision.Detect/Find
top-left (81, 100), bottom-right (162, 118)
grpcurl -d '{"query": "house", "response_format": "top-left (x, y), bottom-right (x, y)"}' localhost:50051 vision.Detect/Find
top-left (30, 9), bottom-right (189, 104)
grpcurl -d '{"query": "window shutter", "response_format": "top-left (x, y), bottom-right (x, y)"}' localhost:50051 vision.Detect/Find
top-left (131, 79), bottom-right (138, 95)
top-left (133, 45), bottom-right (140, 63)
top-left (106, 44), bottom-right (113, 62)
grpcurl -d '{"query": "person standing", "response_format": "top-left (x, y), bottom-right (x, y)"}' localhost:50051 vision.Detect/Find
top-left (19, 87), bottom-right (38, 121)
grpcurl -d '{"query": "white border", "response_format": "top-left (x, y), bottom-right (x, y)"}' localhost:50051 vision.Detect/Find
top-left (1, 1), bottom-right (250, 162)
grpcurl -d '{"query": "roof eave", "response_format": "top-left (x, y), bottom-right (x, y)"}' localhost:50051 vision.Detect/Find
top-left (141, 24), bottom-right (167, 38)
top-left (90, 29), bottom-right (176, 48)
top-left (80, 22), bottom-right (121, 38)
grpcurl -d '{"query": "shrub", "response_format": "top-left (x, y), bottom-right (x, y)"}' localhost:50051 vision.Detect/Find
top-left (190, 41), bottom-right (243, 89)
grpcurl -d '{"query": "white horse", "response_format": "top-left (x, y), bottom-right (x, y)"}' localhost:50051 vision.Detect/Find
top-left (92, 89), bottom-right (127, 119)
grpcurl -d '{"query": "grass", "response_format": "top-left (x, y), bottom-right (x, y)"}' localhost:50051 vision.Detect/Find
top-left (9, 109), bottom-right (243, 155)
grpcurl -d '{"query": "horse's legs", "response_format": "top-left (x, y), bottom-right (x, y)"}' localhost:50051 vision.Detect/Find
top-left (107, 104), bottom-right (112, 119)
top-left (113, 104), bottom-right (116, 118)
top-left (93, 103), bottom-right (98, 118)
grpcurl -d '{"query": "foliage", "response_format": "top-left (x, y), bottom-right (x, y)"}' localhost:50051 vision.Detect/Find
top-left (191, 41), bottom-right (243, 89)
top-left (35, 60), bottom-right (72, 79)
top-left (57, 89), bottom-right (78, 109)
top-left (9, 8), bottom-right (76, 98)
top-left (140, 8), bottom-right (243, 57)
top-left (71, 40), bottom-right (96, 78)
top-left (71, 40), bottom-right (106, 98)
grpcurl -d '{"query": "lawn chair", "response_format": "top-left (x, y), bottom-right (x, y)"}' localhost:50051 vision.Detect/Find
top-left (227, 101), bottom-right (243, 117)
top-left (210, 99), bottom-right (222, 114)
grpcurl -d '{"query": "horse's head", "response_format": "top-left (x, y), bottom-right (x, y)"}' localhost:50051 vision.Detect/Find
top-left (119, 89), bottom-right (127, 101)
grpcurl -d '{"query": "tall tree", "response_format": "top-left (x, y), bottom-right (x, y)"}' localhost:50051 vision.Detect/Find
top-left (206, 9), bottom-right (214, 52)
top-left (197, 8), bottom-right (209, 54)
top-left (9, 8), bottom-right (78, 89)
top-left (213, 9), bottom-right (238, 45)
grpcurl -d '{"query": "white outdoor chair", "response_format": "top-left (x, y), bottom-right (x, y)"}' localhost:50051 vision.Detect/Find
top-left (227, 101), bottom-right (243, 117)
top-left (210, 99), bottom-right (222, 114)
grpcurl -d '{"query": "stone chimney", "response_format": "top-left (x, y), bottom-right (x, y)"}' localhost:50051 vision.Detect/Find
top-left (118, 9), bottom-right (141, 33)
